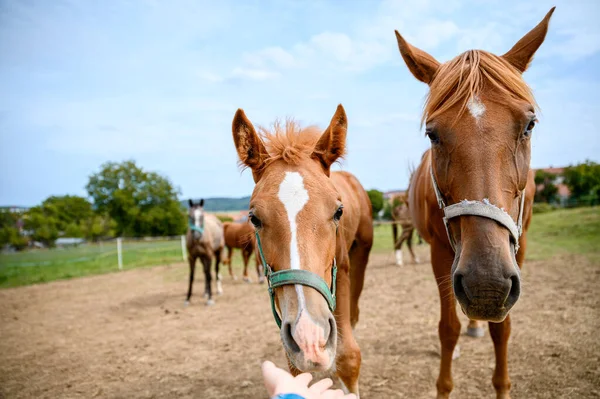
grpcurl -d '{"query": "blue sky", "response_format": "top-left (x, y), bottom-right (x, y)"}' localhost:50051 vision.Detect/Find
top-left (1, 0), bottom-right (599, 206)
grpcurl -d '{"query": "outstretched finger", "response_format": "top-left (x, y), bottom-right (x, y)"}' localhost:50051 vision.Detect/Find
top-left (294, 372), bottom-right (313, 387)
top-left (308, 377), bottom-right (333, 394)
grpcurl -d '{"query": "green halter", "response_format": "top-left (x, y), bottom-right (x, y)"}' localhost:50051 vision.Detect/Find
top-left (254, 230), bottom-right (337, 329)
top-left (189, 220), bottom-right (204, 235)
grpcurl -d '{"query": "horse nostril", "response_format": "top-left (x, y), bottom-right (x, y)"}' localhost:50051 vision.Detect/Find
top-left (505, 274), bottom-right (521, 308)
top-left (453, 272), bottom-right (471, 303)
top-left (325, 315), bottom-right (336, 347)
top-left (281, 321), bottom-right (301, 354)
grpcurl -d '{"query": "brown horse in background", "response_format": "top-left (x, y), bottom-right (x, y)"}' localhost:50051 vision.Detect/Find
top-left (231, 105), bottom-right (373, 395)
top-left (186, 199), bottom-right (225, 306)
top-left (222, 221), bottom-right (264, 283)
top-left (395, 8), bottom-right (554, 398)
top-left (390, 194), bottom-right (420, 266)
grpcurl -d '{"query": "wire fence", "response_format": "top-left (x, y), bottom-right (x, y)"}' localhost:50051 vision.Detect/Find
top-left (0, 236), bottom-right (187, 270)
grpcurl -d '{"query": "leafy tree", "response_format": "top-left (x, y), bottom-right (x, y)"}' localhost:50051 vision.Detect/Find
top-left (564, 161), bottom-right (600, 205)
top-left (25, 207), bottom-right (59, 247)
top-left (534, 170), bottom-right (558, 204)
top-left (367, 189), bottom-right (384, 218)
top-left (0, 210), bottom-right (28, 250)
top-left (86, 160), bottom-right (186, 237)
top-left (41, 196), bottom-right (93, 231)
top-left (81, 215), bottom-right (117, 242)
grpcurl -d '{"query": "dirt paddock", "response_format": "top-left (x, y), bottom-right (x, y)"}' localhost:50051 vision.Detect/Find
top-left (1, 247), bottom-right (599, 398)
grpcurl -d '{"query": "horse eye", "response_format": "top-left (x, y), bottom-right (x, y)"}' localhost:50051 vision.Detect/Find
top-left (524, 118), bottom-right (536, 138)
top-left (426, 129), bottom-right (440, 144)
top-left (333, 206), bottom-right (344, 221)
top-left (249, 213), bottom-right (262, 228)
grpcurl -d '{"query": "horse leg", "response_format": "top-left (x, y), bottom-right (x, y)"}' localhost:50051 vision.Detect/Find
top-left (432, 243), bottom-right (461, 399)
top-left (406, 228), bottom-right (420, 264)
top-left (488, 235), bottom-right (526, 397)
top-left (348, 238), bottom-right (372, 329)
top-left (242, 249), bottom-right (251, 283)
top-left (335, 257), bottom-right (362, 396)
top-left (392, 223), bottom-right (403, 265)
top-left (185, 256), bottom-right (196, 305)
top-left (215, 248), bottom-right (223, 295)
top-left (467, 319), bottom-right (485, 337)
top-left (226, 246), bottom-right (236, 280)
top-left (202, 256), bottom-right (214, 305)
top-left (489, 316), bottom-right (512, 398)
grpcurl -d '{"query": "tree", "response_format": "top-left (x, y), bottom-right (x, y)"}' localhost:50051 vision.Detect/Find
top-left (0, 210), bottom-right (28, 250)
top-left (86, 160), bottom-right (186, 237)
top-left (534, 170), bottom-right (558, 203)
top-left (367, 189), bottom-right (384, 218)
top-left (25, 207), bottom-right (59, 247)
top-left (564, 161), bottom-right (600, 205)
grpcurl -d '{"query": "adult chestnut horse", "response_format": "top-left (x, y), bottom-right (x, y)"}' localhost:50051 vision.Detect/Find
top-left (222, 221), bottom-right (264, 283)
top-left (395, 8), bottom-right (554, 398)
top-left (231, 105), bottom-right (373, 395)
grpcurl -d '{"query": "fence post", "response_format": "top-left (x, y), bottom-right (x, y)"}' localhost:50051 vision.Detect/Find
top-left (181, 235), bottom-right (187, 262)
top-left (117, 238), bottom-right (123, 270)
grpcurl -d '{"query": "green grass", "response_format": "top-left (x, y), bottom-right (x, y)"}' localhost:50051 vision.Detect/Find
top-left (0, 239), bottom-right (184, 288)
top-left (1, 207), bottom-right (598, 288)
top-left (525, 206), bottom-right (600, 261)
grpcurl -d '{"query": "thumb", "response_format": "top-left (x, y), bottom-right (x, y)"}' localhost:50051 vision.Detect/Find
top-left (261, 361), bottom-right (289, 396)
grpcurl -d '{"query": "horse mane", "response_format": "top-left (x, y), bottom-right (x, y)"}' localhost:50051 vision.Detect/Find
top-left (423, 50), bottom-right (537, 126)
top-left (258, 119), bottom-right (323, 165)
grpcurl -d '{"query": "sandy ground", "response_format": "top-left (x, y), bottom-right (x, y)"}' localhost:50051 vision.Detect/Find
top-left (1, 247), bottom-right (599, 398)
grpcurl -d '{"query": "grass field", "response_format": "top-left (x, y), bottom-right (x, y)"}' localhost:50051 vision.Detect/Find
top-left (1, 207), bottom-right (598, 288)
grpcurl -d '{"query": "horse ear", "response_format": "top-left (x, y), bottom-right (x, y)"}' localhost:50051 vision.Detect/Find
top-left (232, 109), bottom-right (268, 182)
top-left (199, 199), bottom-right (204, 207)
top-left (394, 31), bottom-right (440, 85)
top-left (312, 104), bottom-right (347, 176)
top-left (502, 7), bottom-right (555, 73)
top-left (188, 199), bottom-right (193, 207)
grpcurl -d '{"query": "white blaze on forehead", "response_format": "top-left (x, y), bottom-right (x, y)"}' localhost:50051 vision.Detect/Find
top-left (193, 208), bottom-right (202, 227)
top-left (467, 96), bottom-right (486, 121)
top-left (278, 171), bottom-right (310, 309)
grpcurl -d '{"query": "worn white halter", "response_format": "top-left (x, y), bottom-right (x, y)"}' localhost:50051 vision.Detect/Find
top-left (430, 167), bottom-right (526, 253)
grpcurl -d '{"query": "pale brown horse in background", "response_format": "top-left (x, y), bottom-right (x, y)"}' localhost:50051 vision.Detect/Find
top-left (390, 194), bottom-right (420, 266)
top-left (222, 221), bottom-right (264, 283)
top-left (186, 199), bottom-right (225, 306)
top-left (395, 8), bottom-right (554, 398)
top-left (231, 105), bottom-right (373, 395)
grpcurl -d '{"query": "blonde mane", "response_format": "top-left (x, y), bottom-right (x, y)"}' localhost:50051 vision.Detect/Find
top-left (423, 50), bottom-right (537, 126)
top-left (258, 119), bottom-right (323, 165)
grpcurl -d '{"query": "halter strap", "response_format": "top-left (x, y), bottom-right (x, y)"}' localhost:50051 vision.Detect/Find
top-left (189, 221), bottom-right (204, 235)
top-left (255, 229), bottom-right (337, 329)
top-left (430, 166), bottom-right (525, 253)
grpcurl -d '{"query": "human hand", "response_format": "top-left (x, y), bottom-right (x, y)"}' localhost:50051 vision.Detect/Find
top-left (261, 361), bottom-right (357, 399)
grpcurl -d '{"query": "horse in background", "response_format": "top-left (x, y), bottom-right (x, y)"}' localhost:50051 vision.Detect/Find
top-left (390, 194), bottom-right (420, 266)
top-left (222, 221), bottom-right (264, 283)
top-left (186, 199), bottom-right (224, 306)
top-left (395, 8), bottom-right (554, 398)
top-left (231, 105), bottom-right (373, 395)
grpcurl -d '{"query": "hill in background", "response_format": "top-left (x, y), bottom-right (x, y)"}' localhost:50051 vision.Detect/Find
top-left (181, 196), bottom-right (250, 212)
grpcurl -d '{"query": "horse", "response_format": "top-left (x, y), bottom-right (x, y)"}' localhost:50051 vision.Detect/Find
top-left (231, 105), bottom-right (373, 396)
top-left (394, 8), bottom-right (554, 398)
top-left (390, 194), bottom-right (420, 266)
top-left (185, 199), bottom-right (225, 306)
top-left (222, 221), bottom-right (264, 283)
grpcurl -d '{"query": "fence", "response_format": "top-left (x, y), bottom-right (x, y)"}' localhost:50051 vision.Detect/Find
top-left (0, 236), bottom-right (188, 271)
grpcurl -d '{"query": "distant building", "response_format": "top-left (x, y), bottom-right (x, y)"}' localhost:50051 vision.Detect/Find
top-left (533, 166), bottom-right (570, 204)
top-left (383, 190), bottom-right (406, 201)
top-left (0, 206), bottom-right (29, 214)
top-left (55, 238), bottom-right (86, 247)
